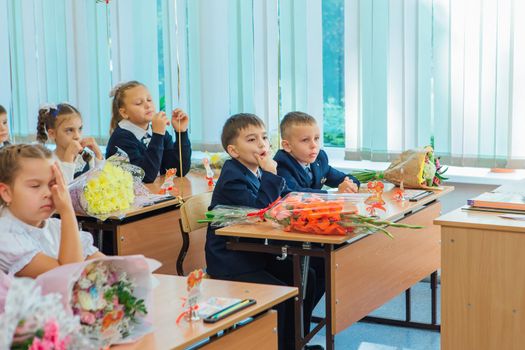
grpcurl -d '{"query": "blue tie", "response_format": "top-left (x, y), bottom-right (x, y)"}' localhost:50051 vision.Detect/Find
top-left (305, 166), bottom-right (313, 183)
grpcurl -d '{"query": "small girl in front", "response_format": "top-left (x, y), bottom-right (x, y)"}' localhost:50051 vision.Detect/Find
top-left (37, 103), bottom-right (103, 184)
top-left (0, 144), bottom-right (103, 278)
top-left (106, 81), bottom-right (192, 183)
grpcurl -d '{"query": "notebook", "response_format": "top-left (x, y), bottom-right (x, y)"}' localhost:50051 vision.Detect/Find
top-left (467, 192), bottom-right (525, 211)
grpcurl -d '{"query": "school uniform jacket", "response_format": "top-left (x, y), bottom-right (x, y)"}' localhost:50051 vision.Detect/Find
top-left (106, 126), bottom-right (191, 183)
top-left (274, 149), bottom-right (360, 193)
top-left (205, 158), bottom-right (286, 278)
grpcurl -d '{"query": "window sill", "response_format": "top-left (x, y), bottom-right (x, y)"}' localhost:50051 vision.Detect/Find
top-left (324, 147), bottom-right (525, 186)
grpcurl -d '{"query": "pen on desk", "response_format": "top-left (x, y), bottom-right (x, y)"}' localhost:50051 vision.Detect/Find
top-left (410, 191), bottom-right (433, 201)
top-left (211, 299), bottom-right (251, 319)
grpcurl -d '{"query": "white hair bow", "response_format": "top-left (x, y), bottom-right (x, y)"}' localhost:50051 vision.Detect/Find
top-left (39, 103), bottom-right (57, 114)
top-left (109, 82), bottom-right (126, 98)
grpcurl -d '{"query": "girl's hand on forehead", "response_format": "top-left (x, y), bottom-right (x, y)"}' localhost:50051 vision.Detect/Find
top-left (171, 109), bottom-right (189, 132)
top-left (151, 111), bottom-right (169, 135)
top-left (50, 162), bottom-right (73, 214)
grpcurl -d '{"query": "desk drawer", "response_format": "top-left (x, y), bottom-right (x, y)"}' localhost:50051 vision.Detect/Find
top-left (204, 310), bottom-right (277, 350)
top-left (117, 210), bottom-right (181, 275)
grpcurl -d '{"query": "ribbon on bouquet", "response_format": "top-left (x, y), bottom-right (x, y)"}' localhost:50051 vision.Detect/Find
top-left (246, 197), bottom-right (282, 221)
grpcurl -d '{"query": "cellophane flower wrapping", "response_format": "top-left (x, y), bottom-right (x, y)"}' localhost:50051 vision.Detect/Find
top-left (203, 192), bottom-right (422, 237)
top-left (351, 146), bottom-right (448, 189)
top-left (35, 255), bottom-right (161, 349)
top-left (190, 152), bottom-right (229, 176)
top-left (0, 271), bottom-right (94, 350)
top-left (200, 206), bottom-right (262, 227)
top-left (69, 148), bottom-right (173, 220)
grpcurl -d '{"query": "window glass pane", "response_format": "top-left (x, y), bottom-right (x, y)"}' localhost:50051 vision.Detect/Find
top-left (322, 0), bottom-right (345, 147)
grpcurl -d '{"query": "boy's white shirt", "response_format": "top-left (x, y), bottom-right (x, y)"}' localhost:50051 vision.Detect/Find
top-left (0, 207), bottom-right (98, 275)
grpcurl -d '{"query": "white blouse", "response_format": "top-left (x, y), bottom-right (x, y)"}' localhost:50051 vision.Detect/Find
top-left (0, 208), bottom-right (99, 275)
top-left (53, 150), bottom-right (100, 184)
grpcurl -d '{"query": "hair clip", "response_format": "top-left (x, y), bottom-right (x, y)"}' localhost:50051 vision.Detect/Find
top-left (109, 82), bottom-right (126, 97)
top-left (40, 103), bottom-right (58, 116)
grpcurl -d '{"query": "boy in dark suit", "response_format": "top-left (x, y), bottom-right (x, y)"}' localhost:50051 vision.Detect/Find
top-left (274, 111), bottom-right (360, 193)
top-left (274, 111), bottom-right (361, 338)
top-left (206, 113), bottom-right (322, 350)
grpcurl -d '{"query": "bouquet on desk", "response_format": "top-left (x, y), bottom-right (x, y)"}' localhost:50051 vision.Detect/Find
top-left (200, 192), bottom-right (422, 238)
top-left (35, 255), bottom-right (160, 349)
top-left (190, 152), bottom-right (229, 176)
top-left (0, 271), bottom-right (94, 350)
top-left (350, 146), bottom-right (448, 189)
top-left (69, 148), bottom-right (172, 220)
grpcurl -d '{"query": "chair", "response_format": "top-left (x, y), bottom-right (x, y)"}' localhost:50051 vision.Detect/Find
top-left (177, 191), bottom-right (213, 275)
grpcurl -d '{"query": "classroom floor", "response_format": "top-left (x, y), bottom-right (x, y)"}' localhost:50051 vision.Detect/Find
top-left (310, 281), bottom-right (441, 350)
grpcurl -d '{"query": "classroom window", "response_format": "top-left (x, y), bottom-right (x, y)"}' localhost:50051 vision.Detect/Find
top-left (322, 0), bottom-right (345, 148)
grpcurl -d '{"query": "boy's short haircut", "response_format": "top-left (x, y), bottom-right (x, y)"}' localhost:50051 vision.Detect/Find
top-left (221, 113), bottom-right (265, 152)
top-left (280, 111), bottom-right (317, 140)
top-left (0, 105), bottom-right (6, 115)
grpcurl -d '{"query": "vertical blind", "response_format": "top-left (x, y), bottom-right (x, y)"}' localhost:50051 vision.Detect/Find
top-left (1, 0), bottom-right (524, 167)
top-left (0, 0), bottom-right (323, 152)
top-left (344, 0), bottom-right (525, 168)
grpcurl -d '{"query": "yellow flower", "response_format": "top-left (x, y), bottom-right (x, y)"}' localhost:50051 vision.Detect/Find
top-left (83, 163), bottom-right (135, 215)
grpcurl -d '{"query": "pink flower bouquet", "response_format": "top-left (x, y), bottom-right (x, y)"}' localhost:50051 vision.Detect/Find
top-left (35, 255), bottom-right (161, 348)
top-left (0, 272), bottom-right (92, 350)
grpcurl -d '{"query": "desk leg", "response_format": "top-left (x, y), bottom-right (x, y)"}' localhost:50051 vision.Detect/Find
top-left (97, 229), bottom-right (104, 252)
top-left (405, 288), bottom-right (411, 322)
top-left (324, 245), bottom-right (334, 350)
top-left (293, 254), bottom-right (305, 350)
top-left (302, 255), bottom-right (310, 300)
top-left (431, 270), bottom-right (438, 325)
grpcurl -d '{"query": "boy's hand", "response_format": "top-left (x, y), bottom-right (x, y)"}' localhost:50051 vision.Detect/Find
top-left (337, 177), bottom-right (358, 193)
top-left (80, 137), bottom-right (103, 160)
top-left (151, 111), bottom-right (169, 135)
top-left (64, 140), bottom-right (83, 163)
top-left (172, 108), bottom-right (189, 132)
top-left (50, 162), bottom-right (74, 215)
top-left (254, 153), bottom-right (277, 175)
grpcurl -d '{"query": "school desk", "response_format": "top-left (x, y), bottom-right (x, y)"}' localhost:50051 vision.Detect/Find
top-left (77, 172), bottom-right (212, 275)
top-left (112, 274), bottom-right (297, 350)
top-left (217, 185), bottom-right (454, 350)
top-left (435, 208), bottom-right (525, 350)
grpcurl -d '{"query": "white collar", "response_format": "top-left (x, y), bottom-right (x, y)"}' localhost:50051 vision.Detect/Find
top-left (3, 207), bottom-right (49, 232)
top-left (118, 120), bottom-right (152, 141)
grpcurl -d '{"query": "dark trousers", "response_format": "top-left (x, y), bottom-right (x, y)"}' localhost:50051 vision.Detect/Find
top-left (267, 257), bottom-right (325, 334)
top-left (212, 257), bottom-right (325, 350)
top-left (215, 268), bottom-right (294, 350)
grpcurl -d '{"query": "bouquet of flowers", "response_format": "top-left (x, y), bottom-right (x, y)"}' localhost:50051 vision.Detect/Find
top-left (350, 146), bottom-right (448, 189)
top-left (35, 256), bottom-right (160, 349)
top-left (200, 192), bottom-right (422, 238)
top-left (190, 152), bottom-right (229, 176)
top-left (0, 272), bottom-right (93, 350)
top-left (69, 148), bottom-right (172, 220)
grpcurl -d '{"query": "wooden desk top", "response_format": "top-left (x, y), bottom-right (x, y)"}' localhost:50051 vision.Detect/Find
top-left (145, 172), bottom-right (213, 200)
top-left (217, 185), bottom-right (454, 244)
top-left (435, 207), bottom-right (525, 233)
top-left (114, 274), bottom-right (296, 350)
